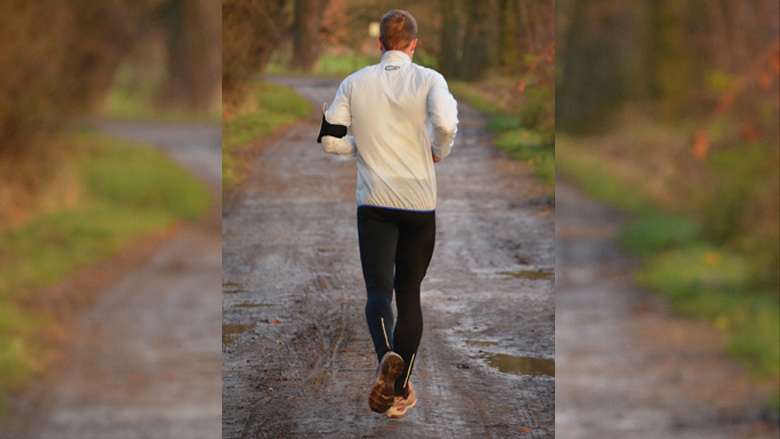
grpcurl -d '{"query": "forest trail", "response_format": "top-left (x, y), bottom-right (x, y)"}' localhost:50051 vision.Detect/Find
top-left (221, 77), bottom-right (555, 438)
top-left (555, 180), bottom-right (779, 439)
top-left (4, 122), bottom-right (223, 439)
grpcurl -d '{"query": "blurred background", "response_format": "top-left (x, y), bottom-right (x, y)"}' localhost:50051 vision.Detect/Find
top-left (556, 0), bottom-right (779, 437)
top-left (222, 0), bottom-right (555, 197)
top-left (1, 0), bottom-right (221, 437)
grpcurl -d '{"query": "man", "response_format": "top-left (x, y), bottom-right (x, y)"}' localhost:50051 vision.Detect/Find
top-left (317, 9), bottom-right (458, 419)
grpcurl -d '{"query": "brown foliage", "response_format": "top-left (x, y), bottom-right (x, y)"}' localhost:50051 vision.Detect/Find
top-left (222, 0), bottom-right (287, 103)
top-left (0, 0), bottom-right (141, 156)
top-left (0, 0), bottom-right (220, 234)
top-left (0, 1), bottom-right (75, 155)
top-left (438, 0), bottom-right (554, 80)
top-left (0, 0), bottom-right (220, 157)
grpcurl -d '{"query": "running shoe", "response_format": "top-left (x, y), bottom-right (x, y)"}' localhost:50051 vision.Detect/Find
top-left (368, 352), bottom-right (404, 413)
top-left (386, 381), bottom-right (417, 418)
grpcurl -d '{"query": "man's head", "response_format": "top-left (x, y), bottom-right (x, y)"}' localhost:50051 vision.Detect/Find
top-left (378, 10), bottom-right (417, 53)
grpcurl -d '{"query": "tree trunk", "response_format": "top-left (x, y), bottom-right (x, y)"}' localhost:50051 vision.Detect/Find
top-left (461, 0), bottom-right (498, 81)
top-left (438, 0), bottom-right (462, 79)
top-left (291, 0), bottom-right (326, 72)
top-left (498, 0), bottom-right (518, 73)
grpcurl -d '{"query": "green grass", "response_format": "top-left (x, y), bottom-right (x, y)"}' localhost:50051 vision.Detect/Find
top-left (450, 81), bottom-right (555, 187)
top-left (266, 53), bottom-right (374, 78)
top-left (314, 55), bottom-right (375, 77)
top-left (493, 128), bottom-right (554, 185)
top-left (617, 214), bottom-right (700, 256)
top-left (0, 132), bottom-right (211, 403)
top-left (556, 136), bottom-right (656, 213)
top-left (635, 244), bottom-right (778, 378)
top-left (222, 81), bottom-right (311, 193)
top-left (449, 82), bottom-right (505, 116)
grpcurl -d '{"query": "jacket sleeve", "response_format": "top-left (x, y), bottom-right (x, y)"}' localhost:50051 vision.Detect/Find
top-left (325, 78), bottom-right (352, 127)
top-left (427, 73), bottom-right (459, 158)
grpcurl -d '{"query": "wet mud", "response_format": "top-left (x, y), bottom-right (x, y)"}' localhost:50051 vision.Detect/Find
top-left (555, 180), bottom-right (779, 439)
top-left (222, 77), bottom-right (555, 438)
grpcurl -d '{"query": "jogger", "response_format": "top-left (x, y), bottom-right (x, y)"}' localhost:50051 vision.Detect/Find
top-left (317, 9), bottom-right (458, 418)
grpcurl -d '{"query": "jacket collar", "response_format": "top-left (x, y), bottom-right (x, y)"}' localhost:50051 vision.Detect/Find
top-left (381, 50), bottom-right (412, 66)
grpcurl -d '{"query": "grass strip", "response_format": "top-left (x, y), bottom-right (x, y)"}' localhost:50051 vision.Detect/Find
top-left (222, 81), bottom-right (311, 194)
top-left (450, 81), bottom-right (555, 187)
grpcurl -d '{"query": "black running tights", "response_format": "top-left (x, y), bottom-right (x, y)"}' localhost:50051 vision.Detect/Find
top-left (357, 205), bottom-right (435, 396)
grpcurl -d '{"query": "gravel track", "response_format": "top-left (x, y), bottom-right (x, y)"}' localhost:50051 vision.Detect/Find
top-left (221, 77), bottom-right (555, 438)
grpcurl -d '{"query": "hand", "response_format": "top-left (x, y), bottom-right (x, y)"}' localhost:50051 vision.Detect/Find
top-left (432, 153), bottom-right (441, 163)
top-left (322, 135), bottom-right (356, 156)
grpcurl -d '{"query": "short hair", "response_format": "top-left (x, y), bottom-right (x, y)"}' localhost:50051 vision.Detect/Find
top-left (379, 10), bottom-right (417, 51)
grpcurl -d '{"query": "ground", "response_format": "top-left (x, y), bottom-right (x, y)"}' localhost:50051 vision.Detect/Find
top-left (221, 77), bottom-right (556, 439)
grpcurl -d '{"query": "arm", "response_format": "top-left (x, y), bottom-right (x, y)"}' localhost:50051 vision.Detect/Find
top-left (318, 79), bottom-right (355, 156)
top-left (325, 79), bottom-right (352, 127)
top-left (427, 74), bottom-right (459, 160)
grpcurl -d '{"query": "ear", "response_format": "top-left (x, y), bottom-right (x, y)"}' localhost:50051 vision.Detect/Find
top-left (377, 37), bottom-right (384, 52)
top-left (409, 38), bottom-right (418, 52)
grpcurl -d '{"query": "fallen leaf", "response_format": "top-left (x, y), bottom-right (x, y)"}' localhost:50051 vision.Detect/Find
top-left (519, 427), bottom-right (533, 433)
top-left (692, 130), bottom-right (709, 161)
top-left (273, 319), bottom-right (281, 324)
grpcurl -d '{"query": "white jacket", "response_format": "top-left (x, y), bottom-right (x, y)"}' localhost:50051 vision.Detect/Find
top-left (322, 50), bottom-right (458, 211)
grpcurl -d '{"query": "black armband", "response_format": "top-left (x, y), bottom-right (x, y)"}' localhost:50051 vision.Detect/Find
top-left (317, 113), bottom-right (348, 143)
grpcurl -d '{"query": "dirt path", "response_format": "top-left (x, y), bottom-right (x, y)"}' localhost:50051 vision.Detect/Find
top-left (222, 77), bottom-right (555, 438)
top-left (4, 122), bottom-right (222, 438)
top-left (555, 180), bottom-right (779, 439)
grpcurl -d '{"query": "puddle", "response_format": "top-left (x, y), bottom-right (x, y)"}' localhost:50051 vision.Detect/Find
top-left (479, 353), bottom-right (555, 377)
top-left (500, 270), bottom-right (553, 281)
top-left (464, 340), bottom-right (501, 347)
top-left (233, 303), bottom-right (275, 308)
top-left (223, 281), bottom-right (246, 294)
top-left (222, 324), bottom-right (256, 348)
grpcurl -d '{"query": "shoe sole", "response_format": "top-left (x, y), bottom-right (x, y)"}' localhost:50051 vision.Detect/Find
top-left (368, 353), bottom-right (404, 413)
top-left (387, 397), bottom-right (417, 419)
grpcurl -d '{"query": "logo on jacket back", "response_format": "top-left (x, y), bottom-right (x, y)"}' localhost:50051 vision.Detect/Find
top-left (385, 66), bottom-right (400, 71)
